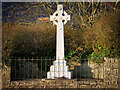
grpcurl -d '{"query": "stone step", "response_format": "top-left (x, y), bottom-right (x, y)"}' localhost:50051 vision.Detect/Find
top-left (53, 60), bottom-right (66, 65)
top-left (47, 71), bottom-right (71, 79)
top-left (50, 65), bottom-right (69, 72)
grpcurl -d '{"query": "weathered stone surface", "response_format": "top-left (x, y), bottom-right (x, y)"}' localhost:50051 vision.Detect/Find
top-left (2, 65), bottom-right (11, 88)
top-left (90, 81), bottom-right (96, 85)
top-left (112, 64), bottom-right (118, 69)
top-left (103, 57), bottom-right (119, 88)
top-left (8, 79), bottom-right (105, 88)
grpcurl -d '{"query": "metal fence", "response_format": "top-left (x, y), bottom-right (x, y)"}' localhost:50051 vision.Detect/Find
top-left (5, 58), bottom-right (104, 81)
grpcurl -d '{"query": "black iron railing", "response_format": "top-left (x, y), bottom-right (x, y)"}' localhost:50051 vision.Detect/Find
top-left (4, 58), bottom-right (104, 81)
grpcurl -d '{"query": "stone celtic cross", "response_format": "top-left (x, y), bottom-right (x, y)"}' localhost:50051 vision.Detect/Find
top-left (47, 4), bottom-right (71, 79)
top-left (50, 4), bottom-right (70, 61)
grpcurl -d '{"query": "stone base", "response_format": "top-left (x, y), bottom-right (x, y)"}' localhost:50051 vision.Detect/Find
top-left (47, 71), bottom-right (71, 79)
top-left (47, 60), bottom-right (71, 79)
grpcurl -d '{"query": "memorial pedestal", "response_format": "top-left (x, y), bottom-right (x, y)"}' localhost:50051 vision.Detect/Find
top-left (47, 60), bottom-right (71, 79)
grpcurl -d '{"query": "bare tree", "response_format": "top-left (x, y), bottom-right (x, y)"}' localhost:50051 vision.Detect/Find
top-left (2, 1), bottom-right (120, 29)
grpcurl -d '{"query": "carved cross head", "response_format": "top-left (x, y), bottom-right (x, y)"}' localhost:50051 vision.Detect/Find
top-left (50, 4), bottom-right (70, 25)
